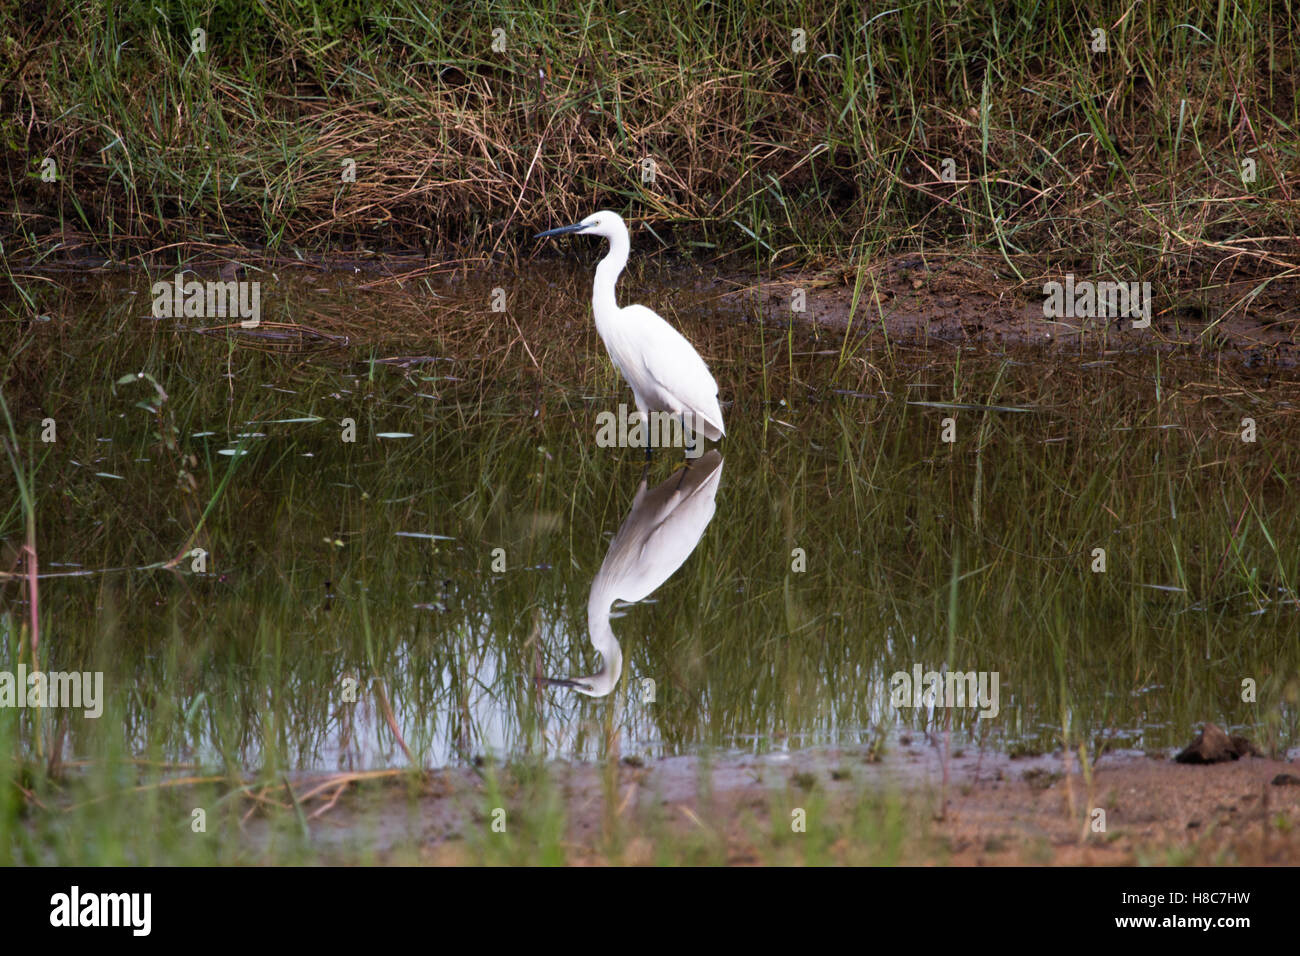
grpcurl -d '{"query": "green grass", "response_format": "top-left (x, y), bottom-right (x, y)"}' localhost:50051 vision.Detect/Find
top-left (1, 0), bottom-right (1296, 290)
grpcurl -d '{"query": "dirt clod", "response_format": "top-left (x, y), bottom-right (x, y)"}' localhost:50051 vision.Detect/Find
top-left (1175, 723), bottom-right (1261, 764)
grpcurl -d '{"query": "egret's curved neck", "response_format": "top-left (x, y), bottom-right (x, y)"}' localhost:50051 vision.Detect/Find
top-left (584, 592), bottom-right (624, 696)
top-left (592, 228), bottom-right (630, 320)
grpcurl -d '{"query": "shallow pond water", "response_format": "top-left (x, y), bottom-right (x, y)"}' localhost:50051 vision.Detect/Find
top-left (2, 268), bottom-right (1298, 779)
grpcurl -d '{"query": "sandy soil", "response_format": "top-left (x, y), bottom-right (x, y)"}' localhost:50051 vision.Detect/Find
top-left (929, 748), bottom-right (1300, 865)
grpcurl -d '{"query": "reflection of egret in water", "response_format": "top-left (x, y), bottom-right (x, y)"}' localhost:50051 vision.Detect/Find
top-left (543, 451), bottom-right (724, 697)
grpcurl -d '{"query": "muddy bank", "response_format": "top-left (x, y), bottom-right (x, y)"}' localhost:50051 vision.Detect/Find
top-left (247, 742), bottom-right (1300, 865)
top-left (726, 255), bottom-right (1300, 362)
top-left (16, 249), bottom-right (1299, 364)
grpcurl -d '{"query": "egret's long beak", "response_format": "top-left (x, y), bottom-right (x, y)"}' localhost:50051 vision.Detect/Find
top-left (536, 675), bottom-right (589, 690)
top-left (534, 222), bottom-right (587, 239)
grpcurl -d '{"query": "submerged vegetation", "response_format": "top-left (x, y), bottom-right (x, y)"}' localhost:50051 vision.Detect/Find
top-left (1, 274), bottom-right (1298, 862)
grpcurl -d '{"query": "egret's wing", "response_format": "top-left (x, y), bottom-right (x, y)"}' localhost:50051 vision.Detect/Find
top-left (618, 305), bottom-right (725, 438)
top-left (634, 456), bottom-right (724, 566)
top-left (592, 451), bottom-right (723, 606)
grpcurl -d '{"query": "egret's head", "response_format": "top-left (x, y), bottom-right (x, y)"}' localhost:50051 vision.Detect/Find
top-left (534, 209), bottom-right (626, 242)
top-left (537, 644), bottom-right (623, 698)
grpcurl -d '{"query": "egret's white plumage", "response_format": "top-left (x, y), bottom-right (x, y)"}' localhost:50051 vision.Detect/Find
top-left (536, 211), bottom-right (724, 442)
top-left (547, 451), bottom-right (724, 697)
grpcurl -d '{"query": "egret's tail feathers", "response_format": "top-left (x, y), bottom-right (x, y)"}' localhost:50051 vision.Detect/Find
top-left (691, 409), bottom-right (724, 442)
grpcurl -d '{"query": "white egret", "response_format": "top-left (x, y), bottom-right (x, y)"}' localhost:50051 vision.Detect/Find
top-left (543, 450), bottom-right (724, 697)
top-left (535, 211), bottom-right (725, 449)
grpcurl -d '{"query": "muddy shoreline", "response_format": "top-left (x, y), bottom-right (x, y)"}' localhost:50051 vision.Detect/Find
top-left (19, 250), bottom-right (1297, 364)
top-left (247, 741), bottom-right (1300, 865)
top-left (725, 254), bottom-right (1300, 364)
